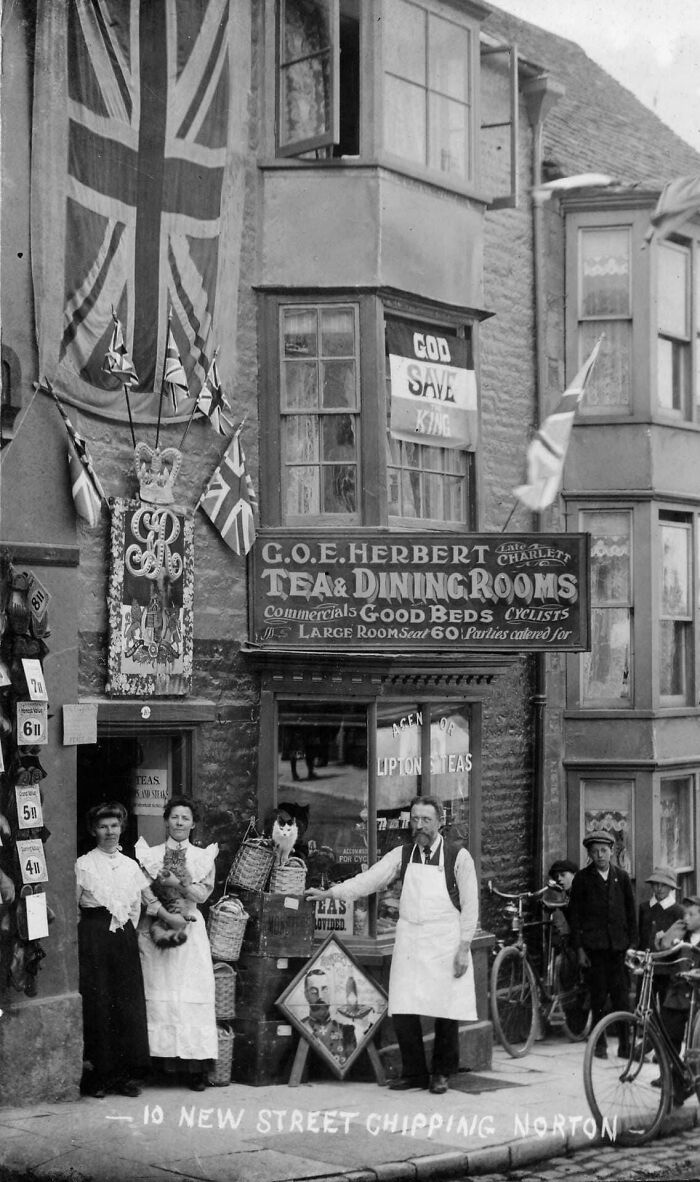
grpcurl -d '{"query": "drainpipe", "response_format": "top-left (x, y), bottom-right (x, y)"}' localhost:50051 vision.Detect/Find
top-left (522, 75), bottom-right (565, 884)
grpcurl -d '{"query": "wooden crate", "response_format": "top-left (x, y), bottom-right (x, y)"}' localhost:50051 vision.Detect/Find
top-left (231, 887), bottom-right (315, 956)
top-left (231, 1018), bottom-right (297, 1086)
top-left (234, 952), bottom-right (305, 1020)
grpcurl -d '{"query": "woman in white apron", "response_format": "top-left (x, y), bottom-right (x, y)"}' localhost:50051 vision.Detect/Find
top-left (307, 795), bottom-right (478, 1094)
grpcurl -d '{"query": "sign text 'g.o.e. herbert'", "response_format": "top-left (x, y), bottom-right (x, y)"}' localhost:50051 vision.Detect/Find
top-left (250, 532), bottom-right (590, 653)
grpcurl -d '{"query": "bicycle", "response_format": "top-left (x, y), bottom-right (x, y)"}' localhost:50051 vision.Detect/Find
top-left (488, 880), bottom-right (591, 1057)
top-left (583, 943), bottom-right (700, 1146)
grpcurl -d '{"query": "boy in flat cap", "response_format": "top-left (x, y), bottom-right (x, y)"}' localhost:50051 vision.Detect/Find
top-left (655, 894), bottom-right (700, 1104)
top-left (567, 830), bottom-right (637, 1058)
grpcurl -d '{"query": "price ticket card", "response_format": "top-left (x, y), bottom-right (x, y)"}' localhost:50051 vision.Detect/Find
top-left (17, 702), bottom-right (49, 746)
top-left (27, 572), bottom-right (51, 622)
top-left (22, 658), bottom-right (48, 702)
top-left (15, 786), bottom-right (44, 830)
top-left (16, 839), bottom-right (49, 884)
top-left (26, 892), bottom-right (49, 940)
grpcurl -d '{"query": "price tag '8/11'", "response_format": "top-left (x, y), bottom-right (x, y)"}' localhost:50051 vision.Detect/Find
top-left (16, 786), bottom-right (44, 830)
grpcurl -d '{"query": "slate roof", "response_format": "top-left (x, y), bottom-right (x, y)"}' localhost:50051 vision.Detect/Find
top-left (483, 4), bottom-right (700, 190)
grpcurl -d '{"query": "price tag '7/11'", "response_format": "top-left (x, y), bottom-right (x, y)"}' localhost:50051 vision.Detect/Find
top-left (16, 838), bottom-right (48, 884)
top-left (15, 786), bottom-right (44, 830)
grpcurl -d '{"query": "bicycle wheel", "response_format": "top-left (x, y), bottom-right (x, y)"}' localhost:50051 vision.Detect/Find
top-left (583, 1012), bottom-right (671, 1146)
top-left (490, 945), bottom-right (538, 1058)
top-left (554, 953), bottom-right (591, 1042)
top-left (690, 1011), bottom-right (700, 1103)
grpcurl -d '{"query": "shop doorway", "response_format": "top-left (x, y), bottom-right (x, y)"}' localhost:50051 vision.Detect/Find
top-left (76, 730), bottom-right (189, 856)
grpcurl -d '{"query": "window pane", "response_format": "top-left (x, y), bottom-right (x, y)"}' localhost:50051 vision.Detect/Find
top-left (284, 309), bottom-right (317, 356)
top-left (384, 76), bottom-right (426, 165)
top-left (657, 337), bottom-right (689, 413)
top-left (430, 706), bottom-right (471, 839)
top-left (661, 524), bottom-right (689, 616)
top-left (428, 94), bottom-right (469, 177)
top-left (384, 0), bottom-right (426, 84)
top-left (376, 703), bottom-right (422, 935)
top-left (322, 360), bottom-right (356, 407)
top-left (659, 777), bottom-right (693, 870)
top-left (285, 415), bottom-right (319, 463)
top-left (579, 321), bottom-right (631, 410)
top-left (283, 362), bottom-right (318, 408)
top-left (277, 704), bottom-right (368, 898)
top-left (285, 466), bottom-right (319, 515)
top-left (658, 243), bottom-right (689, 338)
top-left (580, 228), bottom-right (630, 316)
top-left (582, 780), bottom-right (634, 873)
top-left (582, 607), bottom-right (631, 703)
top-left (585, 511), bottom-right (631, 603)
top-left (280, 0), bottom-right (333, 146)
top-left (660, 619), bottom-right (686, 696)
top-left (428, 15), bottom-right (470, 101)
top-left (322, 413), bottom-right (356, 459)
top-left (321, 307), bottom-right (355, 356)
top-left (322, 464), bottom-right (356, 513)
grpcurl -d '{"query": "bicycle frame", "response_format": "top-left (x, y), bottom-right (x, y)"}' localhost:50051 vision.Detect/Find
top-left (624, 948), bottom-right (700, 1097)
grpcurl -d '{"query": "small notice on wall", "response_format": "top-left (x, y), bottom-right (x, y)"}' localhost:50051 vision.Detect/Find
top-left (133, 769), bottom-right (168, 815)
top-left (62, 704), bottom-right (98, 746)
top-left (26, 892), bottom-right (49, 940)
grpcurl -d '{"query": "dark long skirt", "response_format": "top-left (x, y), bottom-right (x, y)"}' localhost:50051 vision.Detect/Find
top-left (78, 908), bottom-right (150, 1087)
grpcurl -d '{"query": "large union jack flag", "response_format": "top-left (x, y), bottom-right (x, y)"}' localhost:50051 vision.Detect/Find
top-left (32, 0), bottom-right (239, 421)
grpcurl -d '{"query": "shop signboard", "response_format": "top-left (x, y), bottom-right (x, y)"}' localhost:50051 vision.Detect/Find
top-left (251, 531), bottom-right (590, 652)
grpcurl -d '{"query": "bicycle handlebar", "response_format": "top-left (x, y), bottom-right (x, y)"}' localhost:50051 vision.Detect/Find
top-left (625, 942), bottom-right (698, 970)
top-left (488, 880), bottom-right (549, 903)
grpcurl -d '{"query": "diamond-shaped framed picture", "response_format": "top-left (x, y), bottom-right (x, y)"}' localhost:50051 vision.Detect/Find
top-left (276, 934), bottom-right (388, 1079)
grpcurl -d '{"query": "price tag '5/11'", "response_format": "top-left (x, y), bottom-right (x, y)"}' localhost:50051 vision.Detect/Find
top-left (16, 786), bottom-right (44, 830)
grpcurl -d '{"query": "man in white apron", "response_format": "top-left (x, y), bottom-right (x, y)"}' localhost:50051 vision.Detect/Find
top-left (306, 795), bottom-right (478, 1095)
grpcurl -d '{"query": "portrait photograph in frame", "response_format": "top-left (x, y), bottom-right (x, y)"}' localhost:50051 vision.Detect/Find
top-left (276, 934), bottom-right (388, 1080)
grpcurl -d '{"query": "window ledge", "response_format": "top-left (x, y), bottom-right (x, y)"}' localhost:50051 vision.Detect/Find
top-left (258, 155), bottom-right (492, 208)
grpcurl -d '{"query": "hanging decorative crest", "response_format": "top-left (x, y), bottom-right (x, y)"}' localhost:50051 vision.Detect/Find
top-left (134, 442), bottom-right (182, 506)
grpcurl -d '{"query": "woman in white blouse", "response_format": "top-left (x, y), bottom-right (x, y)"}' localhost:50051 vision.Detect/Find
top-left (75, 802), bottom-right (185, 1098)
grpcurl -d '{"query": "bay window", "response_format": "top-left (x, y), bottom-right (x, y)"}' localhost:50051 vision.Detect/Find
top-left (659, 775), bottom-right (694, 886)
top-left (577, 225), bottom-right (632, 412)
top-left (269, 0), bottom-right (494, 193)
top-left (657, 240), bottom-right (691, 415)
top-left (262, 293), bottom-right (478, 529)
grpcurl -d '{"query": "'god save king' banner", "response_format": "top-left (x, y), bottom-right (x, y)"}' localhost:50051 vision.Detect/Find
top-left (387, 322), bottom-right (477, 450)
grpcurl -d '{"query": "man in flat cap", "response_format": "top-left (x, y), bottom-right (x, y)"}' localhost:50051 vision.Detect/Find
top-left (567, 829), bottom-right (637, 1058)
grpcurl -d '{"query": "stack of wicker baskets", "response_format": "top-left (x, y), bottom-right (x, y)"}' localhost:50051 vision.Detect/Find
top-left (206, 893), bottom-right (248, 1086)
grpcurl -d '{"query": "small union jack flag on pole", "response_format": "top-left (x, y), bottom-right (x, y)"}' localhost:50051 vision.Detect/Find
top-left (198, 427), bottom-right (257, 556)
top-left (195, 354), bottom-right (233, 436)
top-left (102, 311), bottom-right (139, 388)
top-left (163, 325), bottom-right (189, 413)
top-left (45, 380), bottom-right (107, 529)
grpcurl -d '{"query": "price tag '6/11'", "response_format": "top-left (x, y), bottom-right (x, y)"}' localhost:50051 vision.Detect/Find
top-left (15, 786), bottom-right (44, 830)
top-left (16, 838), bottom-right (48, 884)
top-left (17, 701), bottom-right (48, 746)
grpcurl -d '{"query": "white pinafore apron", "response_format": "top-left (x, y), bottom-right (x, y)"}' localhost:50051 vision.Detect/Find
top-left (389, 842), bottom-right (477, 1020)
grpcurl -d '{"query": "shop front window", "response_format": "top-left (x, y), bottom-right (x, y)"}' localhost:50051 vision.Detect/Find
top-left (581, 779), bottom-right (634, 875)
top-left (276, 698), bottom-right (472, 939)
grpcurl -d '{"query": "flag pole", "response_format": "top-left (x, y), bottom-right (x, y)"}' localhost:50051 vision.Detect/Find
top-left (155, 307), bottom-right (171, 451)
top-left (43, 376), bottom-right (108, 506)
top-left (500, 499), bottom-right (519, 533)
top-left (111, 308), bottom-right (137, 448)
top-left (178, 347), bottom-right (218, 451)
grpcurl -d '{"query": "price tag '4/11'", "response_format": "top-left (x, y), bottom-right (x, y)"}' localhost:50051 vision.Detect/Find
top-left (16, 838), bottom-right (48, 884)
top-left (16, 786), bottom-right (44, 830)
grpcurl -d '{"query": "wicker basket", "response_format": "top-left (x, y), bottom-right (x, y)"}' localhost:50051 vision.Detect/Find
top-left (207, 895), bottom-right (249, 962)
top-left (213, 962), bottom-right (237, 1020)
top-left (227, 821), bottom-right (275, 892)
top-left (208, 1023), bottom-right (234, 1087)
top-left (269, 856), bottom-right (307, 894)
